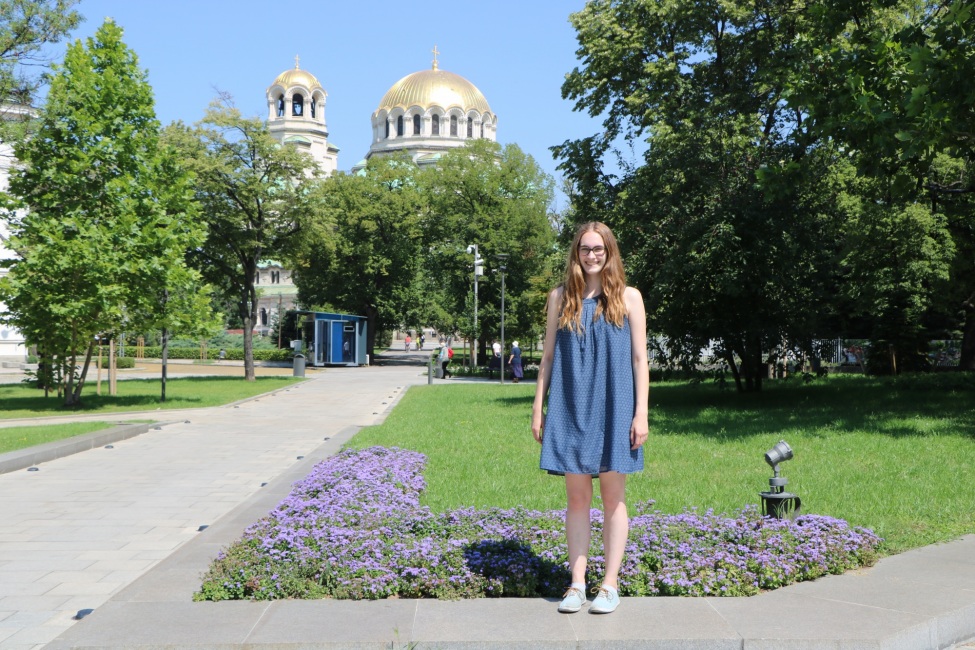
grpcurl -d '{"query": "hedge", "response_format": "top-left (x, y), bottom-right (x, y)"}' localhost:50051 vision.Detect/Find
top-left (136, 347), bottom-right (293, 362)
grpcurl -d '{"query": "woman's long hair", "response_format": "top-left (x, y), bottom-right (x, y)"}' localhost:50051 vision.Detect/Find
top-left (558, 221), bottom-right (627, 332)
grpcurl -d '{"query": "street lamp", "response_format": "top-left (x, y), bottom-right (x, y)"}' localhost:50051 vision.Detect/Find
top-left (495, 254), bottom-right (509, 385)
top-left (466, 244), bottom-right (483, 368)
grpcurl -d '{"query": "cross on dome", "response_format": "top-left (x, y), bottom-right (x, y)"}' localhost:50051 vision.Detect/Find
top-left (431, 45), bottom-right (439, 71)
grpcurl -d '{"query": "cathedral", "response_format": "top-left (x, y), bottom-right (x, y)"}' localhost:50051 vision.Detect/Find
top-left (253, 50), bottom-right (498, 334)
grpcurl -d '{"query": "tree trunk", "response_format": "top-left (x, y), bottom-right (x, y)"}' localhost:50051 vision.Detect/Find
top-left (364, 304), bottom-right (379, 361)
top-left (161, 327), bottom-right (168, 402)
top-left (959, 291), bottom-right (975, 371)
top-left (65, 341), bottom-right (95, 407)
top-left (723, 349), bottom-right (743, 392)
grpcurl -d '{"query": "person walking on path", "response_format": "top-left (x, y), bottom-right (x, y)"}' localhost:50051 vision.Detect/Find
top-left (439, 343), bottom-right (452, 379)
top-left (531, 221), bottom-right (649, 615)
top-left (405, 334), bottom-right (412, 352)
top-left (508, 340), bottom-right (524, 383)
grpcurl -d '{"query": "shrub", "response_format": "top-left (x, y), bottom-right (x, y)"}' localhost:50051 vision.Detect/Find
top-left (196, 447), bottom-right (881, 602)
top-left (137, 347), bottom-right (293, 362)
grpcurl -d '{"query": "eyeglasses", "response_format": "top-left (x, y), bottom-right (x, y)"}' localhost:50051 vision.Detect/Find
top-left (578, 245), bottom-right (606, 257)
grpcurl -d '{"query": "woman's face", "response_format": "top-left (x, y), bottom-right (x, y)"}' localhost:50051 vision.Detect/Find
top-left (578, 231), bottom-right (607, 276)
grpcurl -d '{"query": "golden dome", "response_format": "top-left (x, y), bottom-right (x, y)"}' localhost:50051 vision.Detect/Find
top-left (377, 64), bottom-right (491, 114)
top-left (270, 58), bottom-right (323, 92)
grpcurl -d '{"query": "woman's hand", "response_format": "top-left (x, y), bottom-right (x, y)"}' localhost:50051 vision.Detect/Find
top-left (630, 414), bottom-right (648, 450)
top-left (531, 409), bottom-right (544, 444)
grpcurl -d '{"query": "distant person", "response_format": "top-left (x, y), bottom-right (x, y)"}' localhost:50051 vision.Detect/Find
top-left (405, 335), bottom-right (411, 352)
top-left (439, 344), bottom-right (452, 379)
top-left (532, 221), bottom-right (649, 615)
top-left (492, 340), bottom-right (501, 359)
top-left (508, 341), bottom-right (523, 383)
top-left (218, 349), bottom-right (226, 361)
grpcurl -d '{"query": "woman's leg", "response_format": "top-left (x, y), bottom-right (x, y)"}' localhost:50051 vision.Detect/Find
top-left (565, 473), bottom-right (594, 585)
top-left (598, 471), bottom-right (629, 589)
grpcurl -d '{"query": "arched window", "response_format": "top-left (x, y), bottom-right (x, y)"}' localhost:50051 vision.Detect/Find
top-left (385, 118), bottom-right (390, 139)
top-left (260, 308), bottom-right (268, 326)
top-left (480, 123), bottom-right (484, 138)
top-left (450, 115), bottom-right (458, 136)
top-left (310, 98), bottom-right (316, 119)
top-left (276, 94), bottom-right (285, 117)
top-left (467, 118), bottom-right (473, 138)
top-left (413, 114), bottom-right (421, 135)
top-left (397, 115), bottom-right (404, 136)
top-left (292, 93), bottom-right (304, 116)
top-left (432, 114), bottom-right (440, 135)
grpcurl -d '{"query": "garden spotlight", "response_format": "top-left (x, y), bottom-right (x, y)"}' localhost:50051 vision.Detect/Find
top-left (759, 440), bottom-right (801, 520)
top-left (764, 440), bottom-right (793, 477)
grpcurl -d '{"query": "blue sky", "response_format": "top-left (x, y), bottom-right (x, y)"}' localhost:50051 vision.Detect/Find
top-left (55, 0), bottom-right (614, 211)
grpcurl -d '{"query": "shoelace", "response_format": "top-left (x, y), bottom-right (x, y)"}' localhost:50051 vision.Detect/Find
top-left (562, 587), bottom-right (585, 599)
top-left (591, 586), bottom-right (616, 600)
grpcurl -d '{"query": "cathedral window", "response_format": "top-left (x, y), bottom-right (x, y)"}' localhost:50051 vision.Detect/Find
top-left (385, 119), bottom-right (390, 138)
top-left (310, 98), bottom-right (316, 119)
top-left (432, 115), bottom-right (440, 135)
top-left (467, 118), bottom-right (473, 138)
top-left (450, 115), bottom-right (458, 136)
top-left (480, 123), bottom-right (484, 138)
top-left (271, 271), bottom-right (280, 284)
top-left (260, 308), bottom-right (268, 326)
top-left (292, 93), bottom-right (304, 116)
top-left (276, 94), bottom-right (285, 117)
top-left (397, 115), bottom-right (404, 136)
top-left (413, 114), bottom-right (421, 135)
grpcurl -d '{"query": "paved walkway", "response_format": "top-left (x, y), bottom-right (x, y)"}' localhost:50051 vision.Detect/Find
top-left (0, 354), bottom-right (973, 649)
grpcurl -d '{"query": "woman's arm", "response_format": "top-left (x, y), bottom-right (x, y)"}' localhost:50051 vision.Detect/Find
top-left (532, 287), bottom-right (562, 444)
top-left (625, 286), bottom-right (649, 450)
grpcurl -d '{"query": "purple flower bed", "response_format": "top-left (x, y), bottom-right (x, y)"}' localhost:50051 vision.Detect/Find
top-left (196, 446), bottom-right (881, 601)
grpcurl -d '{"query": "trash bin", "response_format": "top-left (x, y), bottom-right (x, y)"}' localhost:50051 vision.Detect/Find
top-left (293, 354), bottom-right (305, 377)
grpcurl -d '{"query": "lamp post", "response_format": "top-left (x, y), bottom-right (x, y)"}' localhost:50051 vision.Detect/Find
top-left (466, 244), bottom-right (483, 368)
top-left (495, 254), bottom-right (509, 385)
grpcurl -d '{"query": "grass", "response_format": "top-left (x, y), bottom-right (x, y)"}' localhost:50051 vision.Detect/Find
top-left (0, 421), bottom-right (125, 454)
top-left (346, 374), bottom-right (975, 555)
top-left (0, 376), bottom-right (304, 420)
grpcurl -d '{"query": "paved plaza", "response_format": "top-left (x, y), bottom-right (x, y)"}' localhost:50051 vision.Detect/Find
top-left (0, 353), bottom-right (973, 649)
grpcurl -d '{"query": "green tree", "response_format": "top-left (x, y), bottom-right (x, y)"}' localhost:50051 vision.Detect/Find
top-left (792, 0), bottom-right (975, 369)
top-left (556, 0), bottom-right (848, 390)
top-left (291, 155), bottom-right (425, 359)
top-left (0, 20), bottom-right (207, 406)
top-left (0, 0), bottom-right (80, 132)
top-left (162, 98), bottom-right (321, 380)
top-left (420, 139), bottom-right (555, 361)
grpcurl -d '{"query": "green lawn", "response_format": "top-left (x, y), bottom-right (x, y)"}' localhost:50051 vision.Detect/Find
top-left (346, 375), bottom-right (975, 554)
top-left (0, 421), bottom-right (124, 454)
top-left (0, 376), bottom-right (304, 420)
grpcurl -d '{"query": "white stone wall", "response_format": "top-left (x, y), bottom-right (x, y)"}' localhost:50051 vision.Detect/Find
top-left (0, 137), bottom-right (26, 360)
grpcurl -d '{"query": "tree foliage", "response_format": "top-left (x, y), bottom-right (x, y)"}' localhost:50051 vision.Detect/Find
top-left (0, 0), bottom-right (81, 142)
top-left (0, 20), bottom-right (207, 405)
top-left (556, 0), bottom-right (972, 385)
top-left (290, 155), bottom-right (425, 360)
top-left (419, 139), bottom-right (556, 359)
top-left (162, 98), bottom-right (321, 380)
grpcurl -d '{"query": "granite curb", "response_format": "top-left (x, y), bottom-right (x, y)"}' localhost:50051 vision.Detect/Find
top-left (0, 421), bottom-right (176, 476)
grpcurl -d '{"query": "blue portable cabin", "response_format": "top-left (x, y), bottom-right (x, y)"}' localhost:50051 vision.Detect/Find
top-left (297, 311), bottom-right (368, 366)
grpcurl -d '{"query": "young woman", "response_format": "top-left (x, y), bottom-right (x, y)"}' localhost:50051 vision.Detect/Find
top-left (531, 221), bottom-right (649, 615)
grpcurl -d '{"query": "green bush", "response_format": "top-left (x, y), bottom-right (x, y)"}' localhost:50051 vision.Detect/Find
top-left (137, 347), bottom-right (293, 362)
top-left (115, 357), bottom-right (135, 369)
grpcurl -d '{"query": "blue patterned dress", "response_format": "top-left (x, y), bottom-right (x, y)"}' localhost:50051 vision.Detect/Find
top-left (540, 297), bottom-right (643, 475)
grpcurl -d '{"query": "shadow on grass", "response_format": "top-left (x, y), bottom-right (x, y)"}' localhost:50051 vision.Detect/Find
top-left (487, 377), bottom-right (975, 442)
